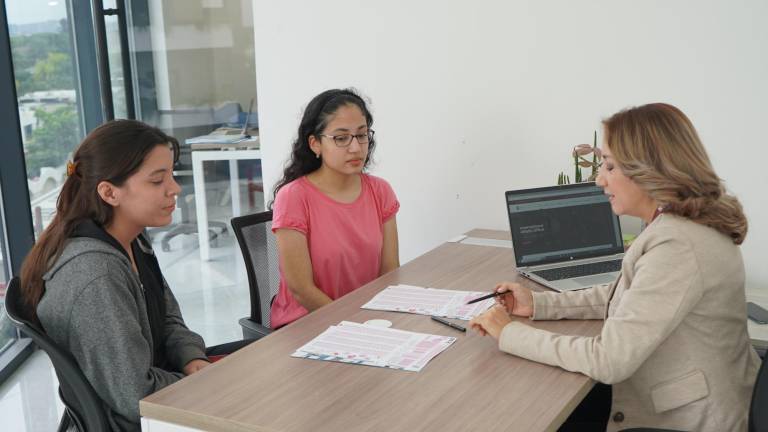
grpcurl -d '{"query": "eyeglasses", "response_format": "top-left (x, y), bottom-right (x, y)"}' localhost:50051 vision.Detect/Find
top-left (318, 130), bottom-right (374, 148)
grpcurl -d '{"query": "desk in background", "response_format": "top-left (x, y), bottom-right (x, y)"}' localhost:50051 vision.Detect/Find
top-left (191, 144), bottom-right (260, 261)
top-left (140, 229), bottom-right (602, 432)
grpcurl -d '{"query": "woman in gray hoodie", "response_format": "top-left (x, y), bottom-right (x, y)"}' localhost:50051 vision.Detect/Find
top-left (19, 120), bottom-right (249, 431)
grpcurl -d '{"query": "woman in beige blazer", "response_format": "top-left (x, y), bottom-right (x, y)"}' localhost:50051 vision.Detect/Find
top-left (470, 103), bottom-right (760, 432)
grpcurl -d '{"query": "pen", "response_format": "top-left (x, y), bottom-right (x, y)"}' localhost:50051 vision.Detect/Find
top-left (466, 291), bottom-right (505, 305)
top-left (431, 316), bottom-right (466, 332)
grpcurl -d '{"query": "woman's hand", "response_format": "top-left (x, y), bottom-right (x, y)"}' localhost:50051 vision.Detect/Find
top-left (469, 305), bottom-right (513, 340)
top-left (183, 358), bottom-right (210, 375)
top-left (495, 282), bottom-right (534, 318)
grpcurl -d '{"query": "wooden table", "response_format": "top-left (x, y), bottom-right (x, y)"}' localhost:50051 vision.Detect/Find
top-left (140, 229), bottom-right (602, 432)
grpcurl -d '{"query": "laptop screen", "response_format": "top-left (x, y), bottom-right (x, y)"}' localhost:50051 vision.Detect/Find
top-left (505, 183), bottom-right (623, 267)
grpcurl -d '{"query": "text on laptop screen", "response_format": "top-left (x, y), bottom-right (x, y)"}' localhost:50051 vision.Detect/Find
top-left (506, 184), bottom-right (623, 266)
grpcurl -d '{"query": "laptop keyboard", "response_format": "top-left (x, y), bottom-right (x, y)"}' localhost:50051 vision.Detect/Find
top-left (532, 259), bottom-right (622, 281)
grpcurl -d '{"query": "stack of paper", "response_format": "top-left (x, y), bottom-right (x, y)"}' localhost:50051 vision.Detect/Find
top-left (292, 321), bottom-right (455, 372)
top-left (361, 284), bottom-right (496, 320)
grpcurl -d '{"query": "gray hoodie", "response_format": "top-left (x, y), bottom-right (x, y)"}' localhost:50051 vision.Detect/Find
top-left (37, 236), bottom-right (207, 432)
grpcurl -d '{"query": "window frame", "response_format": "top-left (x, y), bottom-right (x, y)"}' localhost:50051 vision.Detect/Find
top-left (0, 0), bottom-right (107, 384)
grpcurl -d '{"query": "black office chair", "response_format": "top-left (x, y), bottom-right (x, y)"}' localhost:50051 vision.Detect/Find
top-left (145, 110), bottom-right (233, 252)
top-left (158, 182), bottom-right (229, 252)
top-left (231, 210), bottom-right (279, 339)
top-left (750, 352), bottom-right (768, 432)
top-left (4, 277), bottom-right (110, 432)
top-left (154, 159), bottom-right (229, 252)
top-left (620, 354), bottom-right (768, 432)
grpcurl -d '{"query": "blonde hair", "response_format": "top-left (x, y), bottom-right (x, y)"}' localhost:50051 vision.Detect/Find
top-left (603, 103), bottom-right (747, 244)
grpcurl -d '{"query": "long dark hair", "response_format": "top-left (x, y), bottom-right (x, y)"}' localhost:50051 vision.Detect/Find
top-left (20, 119), bottom-right (179, 317)
top-left (269, 88), bottom-right (376, 208)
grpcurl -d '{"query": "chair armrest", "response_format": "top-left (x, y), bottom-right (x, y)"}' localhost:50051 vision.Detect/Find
top-left (239, 317), bottom-right (272, 340)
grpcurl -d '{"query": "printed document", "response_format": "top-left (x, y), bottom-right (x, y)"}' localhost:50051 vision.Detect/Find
top-left (361, 284), bottom-right (495, 320)
top-left (291, 321), bottom-right (455, 372)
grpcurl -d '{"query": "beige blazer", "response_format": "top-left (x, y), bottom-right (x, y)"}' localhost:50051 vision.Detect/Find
top-left (498, 213), bottom-right (760, 431)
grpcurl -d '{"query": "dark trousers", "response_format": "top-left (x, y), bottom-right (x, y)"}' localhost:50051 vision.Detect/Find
top-left (205, 338), bottom-right (255, 357)
top-left (558, 383), bottom-right (612, 432)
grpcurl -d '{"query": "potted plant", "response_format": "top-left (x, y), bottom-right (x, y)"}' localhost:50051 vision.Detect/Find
top-left (557, 131), bottom-right (601, 185)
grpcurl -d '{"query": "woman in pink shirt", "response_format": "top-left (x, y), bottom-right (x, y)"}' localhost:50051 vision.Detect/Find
top-left (269, 89), bottom-right (400, 328)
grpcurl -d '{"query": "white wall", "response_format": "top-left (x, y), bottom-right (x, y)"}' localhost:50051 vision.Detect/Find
top-left (253, 0), bottom-right (768, 290)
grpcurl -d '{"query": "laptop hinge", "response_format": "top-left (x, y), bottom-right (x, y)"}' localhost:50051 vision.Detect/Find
top-left (522, 253), bottom-right (624, 272)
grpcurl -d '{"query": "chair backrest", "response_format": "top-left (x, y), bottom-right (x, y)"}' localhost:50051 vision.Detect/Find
top-left (4, 277), bottom-right (110, 432)
top-left (231, 210), bottom-right (280, 327)
top-left (750, 355), bottom-right (768, 432)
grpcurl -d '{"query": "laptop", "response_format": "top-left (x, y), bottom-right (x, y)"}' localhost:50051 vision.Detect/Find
top-left (505, 182), bottom-right (624, 292)
top-left (223, 98), bottom-right (255, 137)
top-left (186, 98), bottom-right (257, 147)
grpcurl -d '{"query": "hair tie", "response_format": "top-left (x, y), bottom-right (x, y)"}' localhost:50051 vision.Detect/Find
top-left (66, 160), bottom-right (78, 177)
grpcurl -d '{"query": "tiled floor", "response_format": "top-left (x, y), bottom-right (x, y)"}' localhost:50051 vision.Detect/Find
top-left (158, 233), bottom-right (251, 347)
top-left (0, 180), bottom-right (259, 431)
top-left (0, 350), bottom-right (64, 431)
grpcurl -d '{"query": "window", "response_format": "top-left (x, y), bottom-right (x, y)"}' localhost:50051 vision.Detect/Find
top-left (1, 0), bottom-right (261, 365)
top-left (6, 0), bottom-right (84, 237)
top-left (0, 188), bottom-right (15, 356)
top-left (124, 0), bottom-right (260, 344)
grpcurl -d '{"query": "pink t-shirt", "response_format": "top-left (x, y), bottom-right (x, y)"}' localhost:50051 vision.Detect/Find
top-left (270, 174), bottom-right (400, 328)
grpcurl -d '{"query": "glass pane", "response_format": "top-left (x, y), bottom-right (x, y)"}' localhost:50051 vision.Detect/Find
top-left (105, 13), bottom-right (127, 119)
top-left (126, 0), bottom-right (259, 345)
top-left (7, 0), bottom-right (85, 237)
top-left (0, 188), bottom-right (16, 356)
